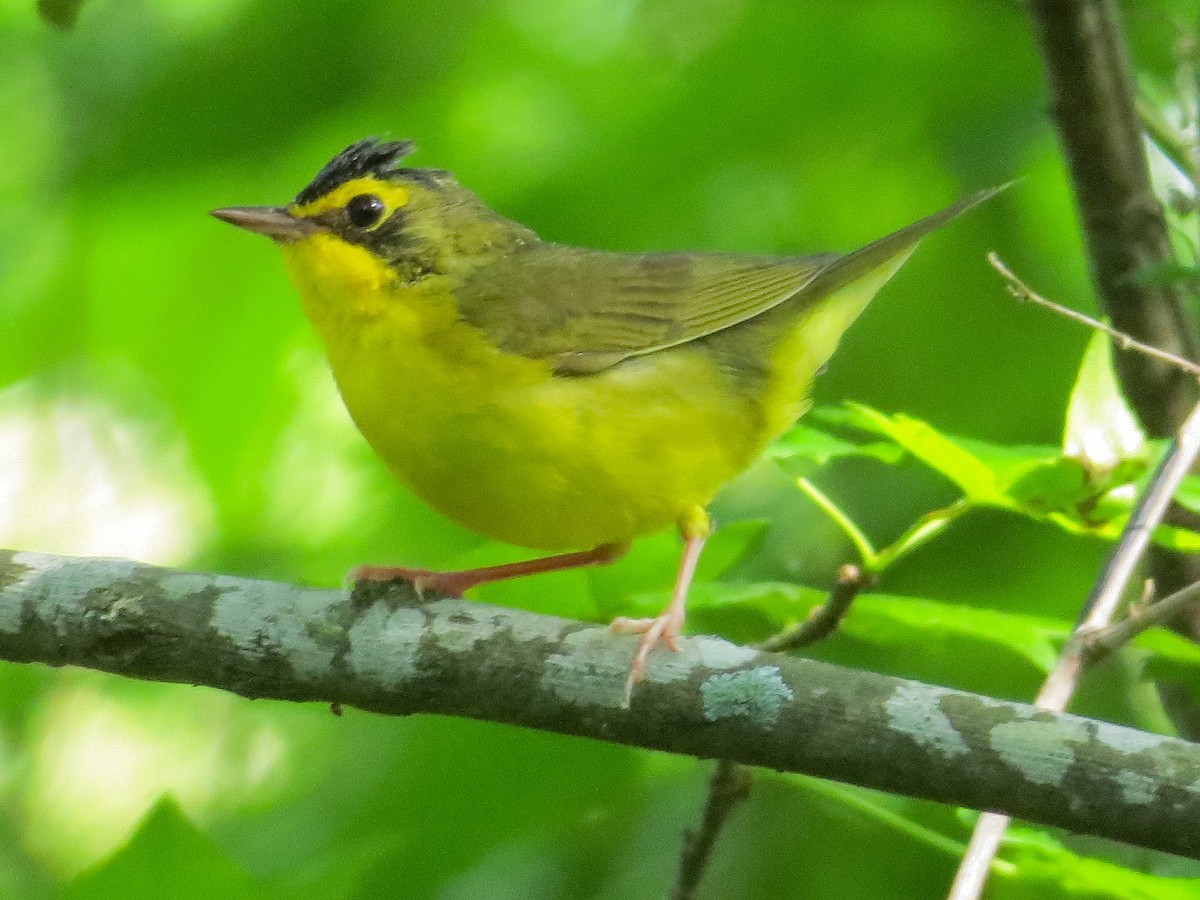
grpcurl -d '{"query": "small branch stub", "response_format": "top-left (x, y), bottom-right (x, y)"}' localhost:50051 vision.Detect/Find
top-left (672, 562), bottom-right (873, 900)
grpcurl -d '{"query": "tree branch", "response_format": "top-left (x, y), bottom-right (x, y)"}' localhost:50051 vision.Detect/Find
top-left (2, 548), bottom-right (1200, 860)
top-left (1029, 0), bottom-right (1199, 435)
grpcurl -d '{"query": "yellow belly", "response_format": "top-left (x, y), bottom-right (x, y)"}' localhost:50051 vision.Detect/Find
top-left (324, 296), bottom-right (761, 550)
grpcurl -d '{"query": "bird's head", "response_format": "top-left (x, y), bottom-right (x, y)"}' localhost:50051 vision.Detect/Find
top-left (212, 139), bottom-right (532, 320)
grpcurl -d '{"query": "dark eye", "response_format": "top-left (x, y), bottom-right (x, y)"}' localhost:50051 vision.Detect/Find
top-left (346, 194), bottom-right (386, 228)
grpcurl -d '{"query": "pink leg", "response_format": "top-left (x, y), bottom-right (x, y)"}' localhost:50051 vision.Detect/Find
top-left (611, 507), bottom-right (711, 704)
top-left (352, 542), bottom-right (627, 596)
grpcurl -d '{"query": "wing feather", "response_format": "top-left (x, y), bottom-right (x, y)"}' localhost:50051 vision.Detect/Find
top-left (456, 249), bottom-right (833, 373)
top-left (452, 187), bottom-right (1004, 375)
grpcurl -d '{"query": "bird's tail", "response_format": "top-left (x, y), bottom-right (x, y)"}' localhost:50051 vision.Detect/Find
top-left (755, 183), bottom-right (1008, 439)
top-left (805, 183), bottom-right (1009, 298)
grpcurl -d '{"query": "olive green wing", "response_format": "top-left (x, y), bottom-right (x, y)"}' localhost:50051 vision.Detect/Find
top-left (456, 186), bottom-right (1003, 375)
top-left (457, 248), bottom-right (836, 374)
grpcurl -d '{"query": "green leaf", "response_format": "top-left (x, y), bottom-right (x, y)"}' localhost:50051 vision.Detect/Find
top-left (653, 579), bottom-right (792, 629)
top-left (999, 458), bottom-right (1092, 515)
top-left (1128, 260), bottom-right (1200, 288)
top-left (67, 797), bottom-right (265, 900)
top-left (768, 420), bottom-right (905, 475)
top-left (1135, 627), bottom-right (1200, 706)
top-left (273, 835), bottom-right (407, 900)
top-left (833, 403), bottom-right (1011, 505)
top-left (1059, 516), bottom-right (1200, 553)
top-left (1062, 330), bottom-right (1148, 484)
top-left (842, 592), bottom-right (1063, 687)
top-left (1147, 523), bottom-right (1200, 552)
top-left (791, 772), bottom-right (1200, 898)
top-left (946, 436), bottom-right (1116, 516)
top-left (1173, 474), bottom-right (1200, 516)
top-left (791, 776), bottom-right (967, 857)
top-left (696, 519), bottom-right (770, 580)
top-left (992, 826), bottom-right (1200, 898)
top-left (818, 404), bottom-right (1192, 545)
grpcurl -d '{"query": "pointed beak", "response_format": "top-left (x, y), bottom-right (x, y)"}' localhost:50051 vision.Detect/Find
top-left (210, 206), bottom-right (319, 243)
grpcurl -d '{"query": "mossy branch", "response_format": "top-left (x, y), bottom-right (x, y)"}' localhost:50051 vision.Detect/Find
top-left (1, 548), bottom-right (1199, 860)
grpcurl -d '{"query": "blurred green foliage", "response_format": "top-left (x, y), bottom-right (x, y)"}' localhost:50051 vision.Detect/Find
top-left (4, 0), bottom-right (1200, 896)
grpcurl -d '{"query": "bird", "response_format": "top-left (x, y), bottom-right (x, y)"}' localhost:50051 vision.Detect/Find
top-left (212, 138), bottom-right (998, 701)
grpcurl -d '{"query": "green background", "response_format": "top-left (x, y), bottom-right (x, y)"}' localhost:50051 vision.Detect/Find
top-left (1, 0), bottom-right (1194, 897)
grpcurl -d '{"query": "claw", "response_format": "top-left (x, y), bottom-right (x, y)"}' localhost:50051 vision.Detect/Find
top-left (612, 510), bottom-right (710, 707)
top-left (612, 602), bottom-right (688, 704)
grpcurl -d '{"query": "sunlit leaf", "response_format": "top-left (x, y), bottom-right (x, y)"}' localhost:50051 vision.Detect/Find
top-left (1173, 474), bottom-right (1200, 516)
top-left (837, 403), bottom-right (1009, 504)
top-left (1146, 523), bottom-right (1200, 552)
top-left (1062, 330), bottom-right (1148, 484)
top-left (816, 404), bottom-right (1200, 547)
top-left (992, 826), bottom-right (1200, 899)
top-left (768, 419), bottom-right (905, 475)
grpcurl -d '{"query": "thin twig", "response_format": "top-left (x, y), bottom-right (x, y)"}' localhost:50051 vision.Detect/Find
top-left (1084, 577), bottom-right (1200, 662)
top-left (988, 253), bottom-right (1200, 379)
top-left (671, 760), bottom-right (753, 900)
top-left (670, 565), bottom-right (872, 900)
top-left (949, 391), bottom-right (1200, 899)
top-left (760, 564), bottom-right (874, 653)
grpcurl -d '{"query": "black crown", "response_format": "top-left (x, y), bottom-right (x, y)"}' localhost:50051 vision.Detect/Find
top-left (294, 138), bottom-right (416, 206)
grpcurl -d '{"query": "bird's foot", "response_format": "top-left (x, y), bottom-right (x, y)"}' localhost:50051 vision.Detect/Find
top-left (611, 600), bottom-right (687, 706)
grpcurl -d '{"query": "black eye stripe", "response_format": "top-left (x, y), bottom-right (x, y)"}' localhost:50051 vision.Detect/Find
top-left (346, 194), bottom-right (386, 228)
